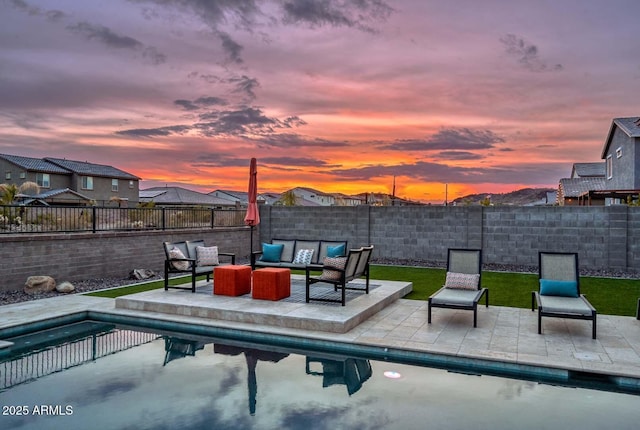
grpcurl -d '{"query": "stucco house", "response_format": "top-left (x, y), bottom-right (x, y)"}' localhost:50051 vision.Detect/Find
top-left (599, 117), bottom-right (640, 202)
top-left (0, 153), bottom-right (140, 206)
top-left (558, 117), bottom-right (640, 205)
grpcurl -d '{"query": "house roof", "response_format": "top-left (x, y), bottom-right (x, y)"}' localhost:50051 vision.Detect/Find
top-left (209, 190), bottom-right (249, 203)
top-left (18, 188), bottom-right (92, 205)
top-left (293, 186), bottom-right (333, 197)
top-left (0, 153), bottom-right (70, 174)
top-left (571, 162), bottom-right (605, 178)
top-left (45, 157), bottom-right (139, 180)
top-left (559, 177), bottom-right (607, 198)
top-left (140, 187), bottom-right (235, 206)
top-left (601, 117), bottom-right (640, 159)
top-left (0, 153), bottom-right (140, 180)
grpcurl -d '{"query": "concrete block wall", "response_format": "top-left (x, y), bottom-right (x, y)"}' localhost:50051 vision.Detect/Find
top-left (0, 227), bottom-right (250, 292)
top-left (4, 205), bottom-right (639, 292)
top-left (259, 205), bottom-right (640, 272)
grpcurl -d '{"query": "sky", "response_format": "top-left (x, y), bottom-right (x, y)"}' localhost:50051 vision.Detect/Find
top-left (0, 0), bottom-right (639, 203)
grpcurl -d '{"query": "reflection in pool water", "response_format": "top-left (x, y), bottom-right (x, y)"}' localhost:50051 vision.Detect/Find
top-left (0, 322), bottom-right (637, 430)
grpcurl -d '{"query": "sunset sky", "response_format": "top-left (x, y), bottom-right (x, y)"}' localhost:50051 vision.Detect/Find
top-left (1, 0), bottom-right (638, 203)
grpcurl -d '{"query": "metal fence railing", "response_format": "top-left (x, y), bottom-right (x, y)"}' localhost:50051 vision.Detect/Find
top-left (1, 329), bottom-right (159, 390)
top-left (0, 205), bottom-right (246, 234)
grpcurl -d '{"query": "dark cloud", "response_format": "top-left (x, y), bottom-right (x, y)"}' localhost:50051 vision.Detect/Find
top-left (218, 32), bottom-right (244, 64)
top-left (330, 160), bottom-right (567, 185)
top-left (192, 154), bottom-right (252, 168)
top-left (8, 0), bottom-right (41, 15)
top-left (228, 75), bottom-right (260, 101)
top-left (130, 0), bottom-right (261, 63)
top-left (174, 96), bottom-right (227, 111)
top-left (437, 151), bottom-right (485, 160)
top-left (66, 21), bottom-right (167, 64)
top-left (116, 105), bottom-right (303, 139)
top-left (383, 128), bottom-right (505, 151)
top-left (249, 132), bottom-right (347, 148)
top-left (261, 156), bottom-right (334, 167)
top-left (500, 34), bottom-right (562, 72)
top-left (195, 96), bottom-right (227, 106)
top-left (174, 100), bottom-right (200, 111)
top-left (196, 107), bottom-right (277, 135)
top-left (281, 0), bottom-right (394, 33)
top-left (115, 125), bottom-right (190, 137)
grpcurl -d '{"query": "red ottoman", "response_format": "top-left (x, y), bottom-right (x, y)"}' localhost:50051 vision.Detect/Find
top-left (252, 268), bottom-right (291, 301)
top-left (214, 265), bottom-right (252, 296)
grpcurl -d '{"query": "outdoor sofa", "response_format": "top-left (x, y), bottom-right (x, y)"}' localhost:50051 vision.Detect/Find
top-left (251, 239), bottom-right (348, 270)
top-left (163, 240), bottom-right (236, 293)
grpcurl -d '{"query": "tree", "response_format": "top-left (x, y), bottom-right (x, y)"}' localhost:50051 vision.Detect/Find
top-left (277, 190), bottom-right (298, 206)
top-left (0, 181), bottom-right (41, 205)
top-left (0, 184), bottom-right (19, 205)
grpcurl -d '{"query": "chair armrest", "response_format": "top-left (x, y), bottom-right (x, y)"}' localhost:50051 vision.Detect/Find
top-left (165, 257), bottom-right (196, 270)
top-left (304, 264), bottom-right (323, 275)
top-left (219, 252), bottom-right (236, 265)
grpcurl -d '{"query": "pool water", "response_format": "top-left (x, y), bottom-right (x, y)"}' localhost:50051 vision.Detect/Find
top-left (1, 322), bottom-right (638, 430)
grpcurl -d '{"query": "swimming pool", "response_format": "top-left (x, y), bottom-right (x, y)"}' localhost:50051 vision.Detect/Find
top-left (1, 320), bottom-right (638, 430)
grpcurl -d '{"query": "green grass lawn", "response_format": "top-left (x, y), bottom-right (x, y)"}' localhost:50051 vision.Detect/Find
top-left (86, 265), bottom-right (640, 317)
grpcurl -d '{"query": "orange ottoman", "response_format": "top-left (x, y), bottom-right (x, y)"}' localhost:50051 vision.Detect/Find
top-left (214, 265), bottom-right (252, 296)
top-left (252, 268), bottom-right (291, 301)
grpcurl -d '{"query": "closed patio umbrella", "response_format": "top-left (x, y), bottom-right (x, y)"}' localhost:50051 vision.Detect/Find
top-left (244, 158), bottom-right (260, 258)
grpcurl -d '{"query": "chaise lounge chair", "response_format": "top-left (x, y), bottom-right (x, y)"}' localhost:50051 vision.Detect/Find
top-left (532, 251), bottom-right (597, 339)
top-left (428, 248), bottom-right (488, 327)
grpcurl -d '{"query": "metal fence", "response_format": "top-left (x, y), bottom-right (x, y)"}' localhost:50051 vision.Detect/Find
top-left (1, 329), bottom-right (159, 390)
top-left (0, 205), bottom-right (246, 233)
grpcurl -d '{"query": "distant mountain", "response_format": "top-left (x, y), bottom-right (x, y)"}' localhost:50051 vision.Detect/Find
top-left (451, 187), bottom-right (556, 206)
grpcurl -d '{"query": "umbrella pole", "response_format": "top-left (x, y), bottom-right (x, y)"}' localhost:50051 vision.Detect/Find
top-left (250, 225), bottom-right (254, 256)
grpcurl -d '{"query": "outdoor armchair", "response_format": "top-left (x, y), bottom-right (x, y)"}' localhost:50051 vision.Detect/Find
top-left (532, 251), bottom-right (597, 339)
top-left (305, 245), bottom-right (373, 306)
top-left (428, 248), bottom-right (488, 327)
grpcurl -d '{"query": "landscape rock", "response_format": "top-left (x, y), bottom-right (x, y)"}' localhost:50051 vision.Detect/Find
top-left (130, 269), bottom-right (156, 280)
top-left (24, 276), bottom-right (56, 294)
top-left (56, 281), bottom-right (75, 293)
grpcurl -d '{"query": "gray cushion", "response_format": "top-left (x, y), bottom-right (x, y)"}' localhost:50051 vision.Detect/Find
top-left (271, 239), bottom-right (296, 263)
top-left (539, 296), bottom-right (594, 316)
top-left (431, 288), bottom-right (480, 306)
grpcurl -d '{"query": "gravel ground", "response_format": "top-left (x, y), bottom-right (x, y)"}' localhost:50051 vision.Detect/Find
top-left (1, 259), bottom-right (637, 307)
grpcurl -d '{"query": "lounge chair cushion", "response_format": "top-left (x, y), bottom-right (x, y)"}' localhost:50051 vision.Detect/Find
top-left (540, 279), bottom-right (578, 297)
top-left (321, 257), bottom-right (347, 280)
top-left (538, 295), bottom-right (593, 316)
top-left (431, 288), bottom-right (479, 306)
top-left (444, 272), bottom-right (480, 290)
top-left (169, 247), bottom-right (189, 270)
top-left (261, 243), bottom-right (284, 262)
top-left (327, 244), bottom-right (346, 257)
top-left (196, 246), bottom-right (219, 266)
top-left (293, 249), bottom-right (314, 265)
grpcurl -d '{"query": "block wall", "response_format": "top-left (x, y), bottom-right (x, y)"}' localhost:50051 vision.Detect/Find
top-left (0, 227), bottom-right (250, 292)
top-left (260, 205), bottom-right (640, 272)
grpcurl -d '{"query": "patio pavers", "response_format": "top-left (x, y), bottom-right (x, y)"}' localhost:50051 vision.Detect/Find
top-left (1, 276), bottom-right (639, 384)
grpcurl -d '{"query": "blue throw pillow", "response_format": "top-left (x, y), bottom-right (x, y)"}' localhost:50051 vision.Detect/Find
top-left (261, 243), bottom-right (284, 262)
top-left (539, 279), bottom-right (579, 297)
top-left (327, 244), bottom-right (345, 257)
